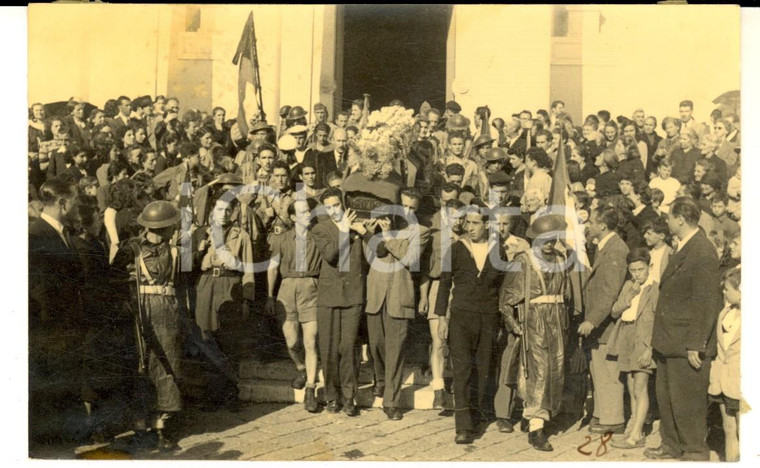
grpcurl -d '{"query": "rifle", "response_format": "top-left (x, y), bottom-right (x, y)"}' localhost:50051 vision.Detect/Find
top-left (520, 252), bottom-right (532, 379)
top-left (133, 247), bottom-right (149, 375)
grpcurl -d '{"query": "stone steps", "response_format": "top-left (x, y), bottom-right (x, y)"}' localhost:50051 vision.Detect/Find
top-left (237, 358), bottom-right (453, 410)
top-left (238, 379), bottom-right (453, 410)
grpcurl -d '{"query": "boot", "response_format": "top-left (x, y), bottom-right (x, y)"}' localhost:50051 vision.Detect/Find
top-left (291, 369), bottom-right (307, 390)
top-left (528, 428), bottom-right (553, 452)
top-left (304, 387), bottom-right (319, 413)
top-left (157, 429), bottom-right (180, 452)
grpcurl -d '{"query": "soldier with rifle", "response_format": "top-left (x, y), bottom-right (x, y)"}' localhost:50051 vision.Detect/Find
top-left (498, 214), bottom-right (572, 452)
top-left (112, 200), bottom-right (184, 451)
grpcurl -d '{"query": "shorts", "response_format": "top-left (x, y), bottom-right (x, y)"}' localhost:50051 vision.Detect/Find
top-left (710, 393), bottom-right (740, 416)
top-left (276, 277), bottom-right (318, 323)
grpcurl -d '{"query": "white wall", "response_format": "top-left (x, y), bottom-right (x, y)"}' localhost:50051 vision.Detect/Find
top-left (28, 3), bottom-right (172, 108)
top-left (449, 5), bottom-right (553, 122)
top-left (581, 5), bottom-right (740, 126)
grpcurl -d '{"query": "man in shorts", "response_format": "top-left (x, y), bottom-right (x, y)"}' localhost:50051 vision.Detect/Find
top-left (267, 198), bottom-right (322, 412)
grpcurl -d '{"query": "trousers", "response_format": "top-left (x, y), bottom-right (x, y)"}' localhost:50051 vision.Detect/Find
top-left (449, 310), bottom-right (499, 434)
top-left (367, 303), bottom-right (410, 408)
top-left (590, 343), bottom-right (624, 425)
top-left (655, 355), bottom-right (711, 461)
top-left (317, 305), bottom-right (362, 402)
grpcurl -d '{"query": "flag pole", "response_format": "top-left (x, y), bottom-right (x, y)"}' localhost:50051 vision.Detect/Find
top-left (249, 12), bottom-right (266, 123)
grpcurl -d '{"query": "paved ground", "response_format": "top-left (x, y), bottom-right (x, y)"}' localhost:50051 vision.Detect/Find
top-left (30, 401), bottom-right (709, 462)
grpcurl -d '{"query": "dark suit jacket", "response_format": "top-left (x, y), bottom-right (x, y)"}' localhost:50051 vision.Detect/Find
top-left (303, 150), bottom-right (340, 190)
top-left (46, 150), bottom-right (69, 180)
top-left (310, 217), bottom-right (374, 308)
top-left (651, 229), bottom-right (721, 358)
top-left (583, 233), bottom-right (629, 344)
top-left (28, 217), bottom-right (82, 327)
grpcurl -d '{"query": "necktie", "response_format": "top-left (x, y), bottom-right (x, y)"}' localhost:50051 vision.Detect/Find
top-left (62, 226), bottom-right (73, 249)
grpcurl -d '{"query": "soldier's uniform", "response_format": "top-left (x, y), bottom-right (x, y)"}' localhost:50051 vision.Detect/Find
top-left (112, 201), bottom-right (183, 451)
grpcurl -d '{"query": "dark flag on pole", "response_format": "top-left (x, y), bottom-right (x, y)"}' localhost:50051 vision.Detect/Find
top-left (233, 12), bottom-right (265, 137)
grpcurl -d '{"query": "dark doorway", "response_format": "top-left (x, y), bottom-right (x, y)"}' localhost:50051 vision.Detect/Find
top-left (342, 5), bottom-right (451, 114)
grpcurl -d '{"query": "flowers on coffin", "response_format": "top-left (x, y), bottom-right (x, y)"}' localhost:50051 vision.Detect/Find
top-left (348, 105), bottom-right (416, 180)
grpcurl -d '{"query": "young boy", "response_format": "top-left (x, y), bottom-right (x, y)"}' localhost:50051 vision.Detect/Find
top-left (708, 268), bottom-right (741, 462)
top-left (608, 248), bottom-right (659, 449)
top-left (641, 218), bottom-right (672, 284)
top-left (648, 159), bottom-right (680, 211)
top-left (700, 192), bottom-right (739, 246)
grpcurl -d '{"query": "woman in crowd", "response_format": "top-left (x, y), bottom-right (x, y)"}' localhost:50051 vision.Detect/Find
top-left (640, 116), bottom-right (662, 179)
top-left (654, 117), bottom-right (681, 162)
top-left (670, 129), bottom-right (701, 185)
top-left (594, 149), bottom-right (622, 197)
top-left (64, 99), bottom-right (91, 150)
top-left (712, 119), bottom-right (739, 178)
top-left (618, 143), bottom-right (646, 186)
top-left (104, 178), bottom-right (141, 262)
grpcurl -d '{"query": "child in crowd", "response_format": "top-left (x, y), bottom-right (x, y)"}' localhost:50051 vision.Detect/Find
top-left (608, 248), bottom-right (659, 449)
top-left (648, 159), bottom-right (680, 212)
top-left (709, 268), bottom-right (741, 462)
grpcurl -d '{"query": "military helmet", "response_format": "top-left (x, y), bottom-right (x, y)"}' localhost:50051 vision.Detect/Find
top-left (249, 120), bottom-right (273, 133)
top-left (485, 147), bottom-right (508, 162)
top-left (446, 113), bottom-right (470, 131)
top-left (286, 105), bottom-right (308, 121)
top-left (526, 214), bottom-right (567, 239)
top-left (279, 105), bottom-right (292, 119)
top-left (472, 134), bottom-right (495, 148)
top-left (137, 201), bottom-right (181, 229)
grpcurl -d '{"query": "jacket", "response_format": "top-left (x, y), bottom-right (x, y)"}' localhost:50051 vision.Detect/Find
top-left (607, 280), bottom-right (659, 363)
top-left (651, 229), bottom-right (721, 358)
top-left (583, 233), bottom-right (629, 344)
top-left (310, 217), bottom-right (374, 308)
top-left (708, 304), bottom-right (741, 400)
top-left (366, 223), bottom-right (430, 318)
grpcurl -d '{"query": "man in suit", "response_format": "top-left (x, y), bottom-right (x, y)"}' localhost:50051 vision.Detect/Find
top-left (644, 197), bottom-right (721, 461)
top-left (578, 207), bottom-right (629, 434)
top-left (303, 128), bottom-right (349, 190)
top-left (310, 187), bottom-right (376, 416)
top-left (366, 189), bottom-right (430, 421)
top-left (29, 177), bottom-right (81, 326)
top-left (109, 95), bottom-right (132, 136)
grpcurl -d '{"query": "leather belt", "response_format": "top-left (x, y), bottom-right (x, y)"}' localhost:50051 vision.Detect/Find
top-left (204, 266), bottom-right (243, 278)
top-left (529, 295), bottom-right (564, 304)
top-left (139, 285), bottom-right (176, 296)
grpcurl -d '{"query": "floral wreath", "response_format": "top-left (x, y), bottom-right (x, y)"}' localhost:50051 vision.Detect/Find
top-left (347, 105), bottom-right (416, 180)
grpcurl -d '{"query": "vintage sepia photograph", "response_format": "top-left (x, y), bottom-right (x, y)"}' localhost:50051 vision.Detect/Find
top-left (23, 2), bottom-right (751, 463)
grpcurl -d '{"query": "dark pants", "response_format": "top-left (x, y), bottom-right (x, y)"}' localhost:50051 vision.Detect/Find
top-left (655, 355), bottom-right (712, 461)
top-left (493, 329), bottom-right (517, 420)
top-left (367, 303), bottom-right (409, 408)
top-left (450, 311), bottom-right (499, 434)
top-left (318, 306), bottom-right (362, 402)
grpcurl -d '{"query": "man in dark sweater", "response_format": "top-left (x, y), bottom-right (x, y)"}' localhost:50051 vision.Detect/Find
top-left (436, 200), bottom-right (508, 444)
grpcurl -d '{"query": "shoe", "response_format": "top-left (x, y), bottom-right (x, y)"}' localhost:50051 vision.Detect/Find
top-left (129, 430), bottom-right (157, 451)
top-left (383, 407), bottom-right (403, 421)
top-left (528, 429), bottom-right (554, 452)
top-left (497, 418), bottom-right (515, 433)
top-left (291, 370), bottom-right (307, 390)
top-left (157, 431), bottom-right (180, 452)
top-left (589, 423), bottom-right (625, 435)
top-left (455, 431), bottom-right (475, 444)
top-left (520, 418), bottom-right (529, 433)
top-left (325, 400), bottom-right (341, 413)
top-left (586, 417), bottom-right (599, 431)
top-left (372, 384), bottom-right (385, 398)
top-left (644, 446), bottom-right (678, 460)
top-left (343, 398), bottom-right (359, 417)
top-left (611, 436), bottom-right (646, 449)
top-left (433, 390), bottom-right (445, 410)
top-left (304, 387), bottom-right (319, 413)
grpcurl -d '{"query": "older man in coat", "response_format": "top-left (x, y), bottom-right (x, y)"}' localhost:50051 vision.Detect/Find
top-left (365, 189), bottom-right (430, 421)
top-left (644, 197), bottom-right (721, 461)
top-left (578, 207), bottom-right (629, 434)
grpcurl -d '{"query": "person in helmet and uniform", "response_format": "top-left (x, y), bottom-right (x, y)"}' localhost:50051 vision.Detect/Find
top-left (498, 214), bottom-right (574, 452)
top-left (111, 200), bottom-right (184, 451)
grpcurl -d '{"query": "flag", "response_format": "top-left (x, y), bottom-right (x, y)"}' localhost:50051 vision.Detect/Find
top-left (549, 134), bottom-right (590, 316)
top-left (233, 12), bottom-right (264, 137)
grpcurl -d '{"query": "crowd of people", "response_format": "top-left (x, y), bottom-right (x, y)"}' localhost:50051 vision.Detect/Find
top-left (28, 94), bottom-right (742, 459)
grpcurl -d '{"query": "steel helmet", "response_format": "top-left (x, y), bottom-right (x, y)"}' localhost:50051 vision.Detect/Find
top-left (526, 214), bottom-right (567, 239)
top-left (137, 201), bottom-right (181, 229)
top-left (446, 113), bottom-right (470, 131)
top-left (286, 105), bottom-right (308, 121)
